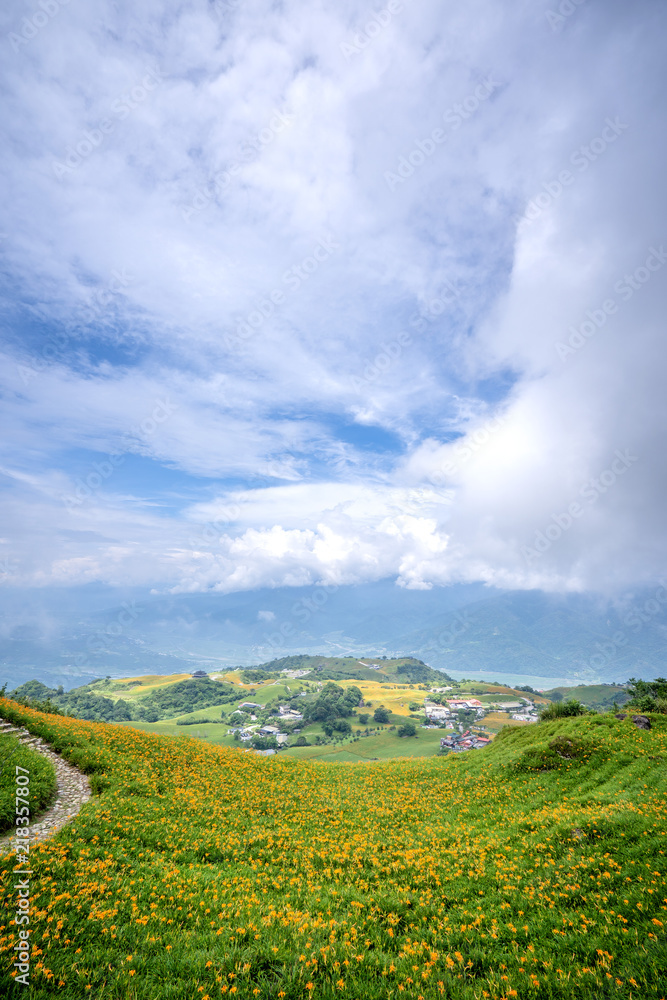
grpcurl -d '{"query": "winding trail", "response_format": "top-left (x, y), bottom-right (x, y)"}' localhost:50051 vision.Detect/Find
top-left (0, 723), bottom-right (91, 855)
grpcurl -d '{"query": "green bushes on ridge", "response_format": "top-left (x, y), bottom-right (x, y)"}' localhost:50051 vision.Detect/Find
top-left (626, 676), bottom-right (667, 714)
top-left (538, 698), bottom-right (591, 721)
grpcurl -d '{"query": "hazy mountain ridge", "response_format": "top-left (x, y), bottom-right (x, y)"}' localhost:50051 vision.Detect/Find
top-left (1, 581), bottom-right (666, 690)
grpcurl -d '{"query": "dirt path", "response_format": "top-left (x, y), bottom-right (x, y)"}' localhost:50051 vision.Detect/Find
top-left (0, 728), bottom-right (91, 855)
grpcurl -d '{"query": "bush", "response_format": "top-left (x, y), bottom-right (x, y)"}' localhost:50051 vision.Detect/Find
top-left (397, 720), bottom-right (417, 738)
top-left (626, 677), bottom-right (667, 714)
top-left (538, 700), bottom-right (589, 722)
top-left (373, 706), bottom-right (391, 724)
top-left (303, 683), bottom-right (362, 725)
top-left (176, 717), bottom-right (226, 725)
top-left (250, 735), bottom-right (278, 751)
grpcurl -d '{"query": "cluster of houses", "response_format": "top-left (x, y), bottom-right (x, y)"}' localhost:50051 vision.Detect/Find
top-left (439, 729), bottom-right (492, 753)
top-left (424, 694), bottom-right (538, 727)
top-left (423, 697), bottom-right (485, 723)
top-left (229, 704), bottom-right (304, 751)
top-left (423, 692), bottom-right (539, 747)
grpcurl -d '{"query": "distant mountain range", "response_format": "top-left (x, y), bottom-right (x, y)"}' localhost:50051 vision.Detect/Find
top-left (1, 580), bottom-right (666, 690)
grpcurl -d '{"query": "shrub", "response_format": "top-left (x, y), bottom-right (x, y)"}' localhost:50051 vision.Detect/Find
top-left (373, 706), bottom-right (391, 724)
top-left (250, 735), bottom-right (278, 751)
top-left (397, 720), bottom-right (417, 738)
top-left (539, 700), bottom-right (589, 722)
top-left (626, 677), bottom-right (667, 714)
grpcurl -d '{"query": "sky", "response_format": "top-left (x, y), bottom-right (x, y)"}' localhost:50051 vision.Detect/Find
top-left (1, 0), bottom-right (666, 601)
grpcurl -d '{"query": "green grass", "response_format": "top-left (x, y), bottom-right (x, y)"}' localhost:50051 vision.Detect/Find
top-left (117, 718), bottom-right (240, 747)
top-left (1, 700), bottom-right (666, 999)
top-left (0, 737), bottom-right (57, 834)
top-left (282, 727), bottom-right (446, 761)
top-left (544, 684), bottom-right (631, 710)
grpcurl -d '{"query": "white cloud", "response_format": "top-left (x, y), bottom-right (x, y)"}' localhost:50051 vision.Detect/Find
top-left (0, 0), bottom-right (666, 599)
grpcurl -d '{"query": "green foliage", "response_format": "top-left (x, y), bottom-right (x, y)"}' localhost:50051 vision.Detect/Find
top-left (538, 699), bottom-right (590, 722)
top-left (395, 659), bottom-right (453, 684)
top-left (175, 717), bottom-right (226, 726)
top-left (456, 708), bottom-right (477, 724)
top-left (250, 735), bottom-right (278, 751)
top-left (358, 713), bottom-right (369, 724)
top-left (396, 720), bottom-right (417, 738)
top-left (303, 683), bottom-right (362, 724)
top-left (544, 683), bottom-right (630, 711)
top-left (373, 705), bottom-right (391, 724)
top-left (323, 718), bottom-right (352, 737)
top-left (137, 678), bottom-right (239, 718)
top-left (10, 677), bottom-right (243, 724)
top-left (241, 669), bottom-right (275, 683)
top-left (626, 676), bottom-right (667, 714)
top-left (256, 654), bottom-right (315, 671)
top-left (408, 702), bottom-right (422, 712)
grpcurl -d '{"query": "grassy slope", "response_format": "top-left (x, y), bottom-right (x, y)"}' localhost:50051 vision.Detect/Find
top-left (1, 699), bottom-right (666, 999)
top-left (0, 737), bottom-right (57, 833)
top-left (281, 728), bottom-right (446, 762)
top-left (544, 684), bottom-right (631, 709)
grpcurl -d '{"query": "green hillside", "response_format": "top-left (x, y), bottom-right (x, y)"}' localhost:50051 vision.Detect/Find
top-left (1, 697), bottom-right (666, 998)
top-left (255, 654), bottom-right (453, 685)
top-left (543, 683), bottom-right (631, 711)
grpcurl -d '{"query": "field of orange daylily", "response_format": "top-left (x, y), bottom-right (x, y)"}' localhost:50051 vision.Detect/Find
top-left (1, 698), bottom-right (666, 999)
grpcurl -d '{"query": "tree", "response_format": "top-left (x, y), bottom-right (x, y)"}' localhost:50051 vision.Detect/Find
top-left (457, 708), bottom-right (476, 725)
top-left (304, 682), bottom-right (362, 724)
top-left (626, 677), bottom-right (667, 712)
top-left (397, 720), bottom-right (417, 738)
top-left (550, 691), bottom-right (563, 703)
top-left (374, 706), bottom-right (391, 724)
top-left (408, 702), bottom-right (422, 712)
top-left (358, 713), bottom-right (369, 724)
top-left (251, 735), bottom-right (278, 751)
top-left (112, 699), bottom-right (132, 722)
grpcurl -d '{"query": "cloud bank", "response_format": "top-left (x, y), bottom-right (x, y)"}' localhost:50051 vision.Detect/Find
top-left (1, 0), bottom-right (665, 597)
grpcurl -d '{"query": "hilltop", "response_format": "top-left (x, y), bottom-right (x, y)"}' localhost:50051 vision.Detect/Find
top-left (0, 697), bottom-right (665, 998)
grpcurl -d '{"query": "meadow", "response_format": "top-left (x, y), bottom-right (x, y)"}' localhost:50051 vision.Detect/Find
top-left (0, 738), bottom-right (56, 834)
top-left (0, 698), bottom-right (665, 999)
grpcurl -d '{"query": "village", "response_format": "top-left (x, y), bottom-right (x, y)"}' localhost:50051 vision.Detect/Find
top-left (224, 681), bottom-right (540, 756)
top-left (422, 693), bottom-right (539, 752)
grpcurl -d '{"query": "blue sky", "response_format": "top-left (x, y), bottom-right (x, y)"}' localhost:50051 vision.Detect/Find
top-left (1, 0), bottom-right (666, 599)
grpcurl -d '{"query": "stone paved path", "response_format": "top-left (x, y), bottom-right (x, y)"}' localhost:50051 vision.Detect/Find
top-left (0, 726), bottom-right (91, 855)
